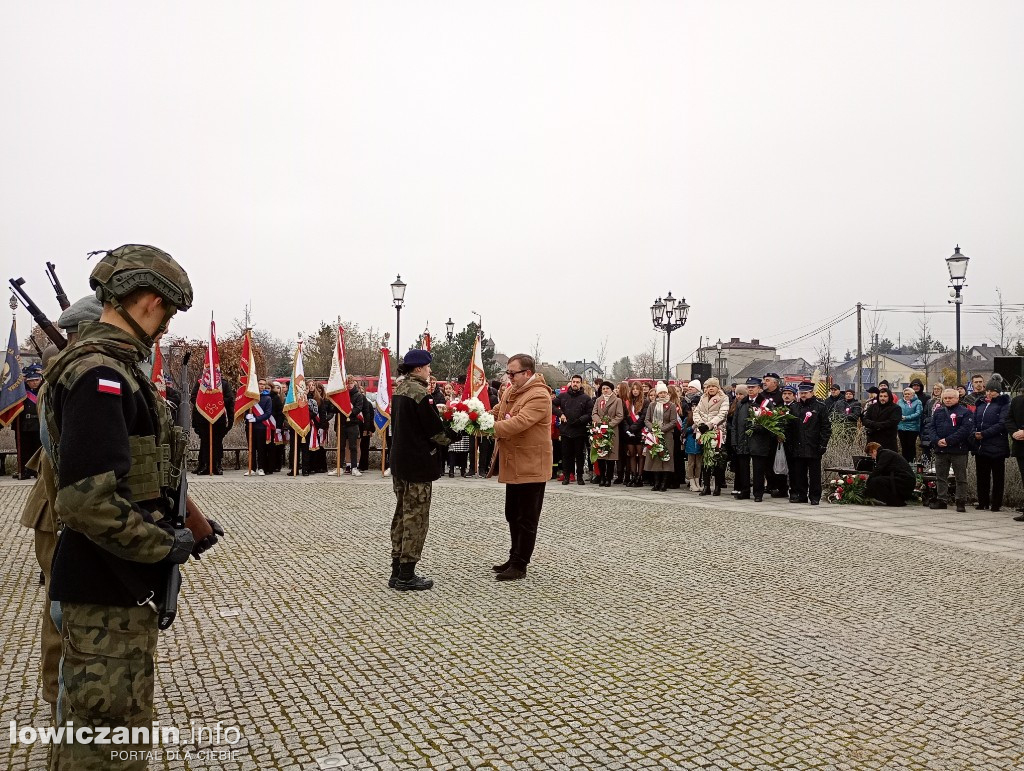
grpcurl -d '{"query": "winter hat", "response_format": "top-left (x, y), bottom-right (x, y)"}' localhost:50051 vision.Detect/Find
top-left (704, 377), bottom-right (721, 389)
top-left (654, 381), bottom-right (669, 394)
top-left (687, 379), bottom-right (701, 390)
top-left (403, 349), bottom-right (432, 368)
top-left (986, 376), bottom-right (1004, 393)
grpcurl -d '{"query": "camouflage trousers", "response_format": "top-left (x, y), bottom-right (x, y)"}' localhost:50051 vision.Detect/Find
top-left (34, 528), bottom-right (60, 721)
top-left (391, 478), bottom-right (432, 563)
top-left (51, 603), bottom-right (159, 771)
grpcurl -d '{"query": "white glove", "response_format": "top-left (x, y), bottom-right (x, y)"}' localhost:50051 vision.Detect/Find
top-left (246, 414), bottom-right (256, 422)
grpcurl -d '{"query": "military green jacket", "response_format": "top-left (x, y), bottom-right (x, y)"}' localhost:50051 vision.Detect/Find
top-left (390, 375), bottom-right (452, 483)
top-left (44, 322), bottom-right (179, 607)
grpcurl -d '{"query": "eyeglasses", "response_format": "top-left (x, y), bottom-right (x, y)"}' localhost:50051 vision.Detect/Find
top-left (506, 369), bottom-right (527, 377)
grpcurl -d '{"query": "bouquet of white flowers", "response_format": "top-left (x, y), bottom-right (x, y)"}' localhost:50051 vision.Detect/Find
top-left (438, 397), bottom-right (495, 436)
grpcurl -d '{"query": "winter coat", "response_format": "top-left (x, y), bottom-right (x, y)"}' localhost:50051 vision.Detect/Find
top-left (791, 397), bottom-right (832, 458)
top-left (622, 398), bottom-right (647, 444)
top-left (824, 394), bottom-right (845, 418)
top-left (868, 448), bottom-right (917, 497)
top-left (835, 397), bottom-right (862, 423)
top-left (920, 399), bottom-right (942, 447)
top-left (644, 399), bottom-right (678, 473)
top-left (971, 394), bottom-right (1010, 459)
top-left (747, 398), bottom-right (788, 458)
top-left (897, 395), bottom-right (923, 432)
top-left (591, 394), bottom-right (624, 461)
top-left (861, 400), bottom-right (901, 452)
top-left (492, 374), bottom-right (554, 483)
top-left (730, 397), bottom-right (754, 455)
top-left (1005, 394), bottom-right (1024, 459)
top-left (340, 385), bottom-right (367, 427)
top-left (931, 403), bottom-right (972, 454)
top-left (390, 374), bottom-right (451, 483)
top-left (552, 388), bottom-right (594, 439)
top-left (693, 390), bottom-right (730, 445)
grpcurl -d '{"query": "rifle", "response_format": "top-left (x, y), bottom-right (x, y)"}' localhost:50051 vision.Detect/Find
top-left (8, 277), bottom-right (67, 350)
top-left (45, 262), bottom-right (70, 311)
top-left (159, 350), bottom-right (191, 630)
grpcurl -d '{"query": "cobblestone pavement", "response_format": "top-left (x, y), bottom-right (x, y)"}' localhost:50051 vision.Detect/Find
top-left (3, 473), bottom-right (1024, 770)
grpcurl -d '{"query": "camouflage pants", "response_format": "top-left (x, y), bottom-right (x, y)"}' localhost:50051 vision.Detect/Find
top-left (391, 478), bottom-right (432, 563)
top-left (34, 528), bottom-right (60, 721)
top-left (51, 603), bottom-right (158, 771)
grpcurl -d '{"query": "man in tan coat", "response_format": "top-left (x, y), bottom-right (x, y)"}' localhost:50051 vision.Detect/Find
top-left (489, 354), bottom-right (553, 581)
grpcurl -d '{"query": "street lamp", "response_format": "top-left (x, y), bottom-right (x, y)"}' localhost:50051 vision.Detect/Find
top-left (946, 245), bottom-right (970, 386)
top-left (445, 317), bottom-right (455, 343)
top-left (716, 339), bottom-right (724, 380)
top-left (390, 275), bottom-right (406, 354)
top-left (651, 293), bottom-right (689, 380)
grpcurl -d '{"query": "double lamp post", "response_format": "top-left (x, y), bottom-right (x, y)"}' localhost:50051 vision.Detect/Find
top-left (650, 292), bottom-right (690, 381)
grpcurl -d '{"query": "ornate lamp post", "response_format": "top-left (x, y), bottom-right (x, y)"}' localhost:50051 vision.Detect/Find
top-left (716, 339), bottom-right (724, 380)
top-left (390, 275), bottom-right (406, 355)
top-left (651, 292), bottom-right (689, 381)
top-left (445, 317), bottom-right (455, 343)
top-left (945, 246), bottom-right (970, 387)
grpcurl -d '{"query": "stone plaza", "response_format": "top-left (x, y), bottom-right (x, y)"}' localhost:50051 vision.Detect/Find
top-left (2, 473), bottom-right (1023, 770)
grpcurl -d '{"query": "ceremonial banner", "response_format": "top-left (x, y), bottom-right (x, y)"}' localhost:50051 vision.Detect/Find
top-left (151, 343), bottom-right (167, 398)
top-left (195, 319), bottom-right (226, 424)
top-left (462, 336), bottom-right (491, 410)
top-left (422, 331), bottom-right (431, 352)
top-left (0, 318), bottom-right (26, 427)
top-left (373, 347), bottom-right (392, 431)
top-left (234, 329), bottom-right (260, 419)
top-left (325, 325), bottom-right (352, 416)
top-left (284, 340), bottom-right (311, 437)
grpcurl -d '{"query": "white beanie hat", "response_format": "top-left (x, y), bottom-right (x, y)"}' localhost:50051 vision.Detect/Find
top-left (655, 381), bottom-right (669, 394)
top-left (688, 379), bottom-right (701, 390)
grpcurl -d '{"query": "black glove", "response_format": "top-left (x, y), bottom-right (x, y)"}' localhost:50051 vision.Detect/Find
top-left (698, 423), bottom-right (710, 433)
top-left (166, 528), bottom-right (196, 564)
top-left (193, 518), bottom-right (226, 559)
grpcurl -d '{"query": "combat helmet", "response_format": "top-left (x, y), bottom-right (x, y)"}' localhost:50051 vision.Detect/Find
top-left (89, 244), bottom-right (193, 347)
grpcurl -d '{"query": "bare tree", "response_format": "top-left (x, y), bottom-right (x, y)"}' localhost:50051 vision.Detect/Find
top-left (991, 287), bottom-right (1016, 351)
top-left (813, 330), bottom-right (834, 380)
top-left (595, 336), bottom-right (608, 377)
top-left (631, 337), bottom-right (661, 379)
top-left (530, 334), bottom-right (542, 365)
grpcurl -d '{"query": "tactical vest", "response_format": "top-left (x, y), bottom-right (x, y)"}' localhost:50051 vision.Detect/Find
top-left (44, 332), bottom-right (187, 511)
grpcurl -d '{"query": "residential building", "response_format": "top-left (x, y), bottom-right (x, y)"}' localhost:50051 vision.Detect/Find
top-left (694, 338), bottom-right (776, 384)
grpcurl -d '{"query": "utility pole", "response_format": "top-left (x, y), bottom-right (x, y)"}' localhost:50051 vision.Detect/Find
top-left (874, 333), bottom-right (880, 389)
top-left (856, 302), bottom-right (863, 400)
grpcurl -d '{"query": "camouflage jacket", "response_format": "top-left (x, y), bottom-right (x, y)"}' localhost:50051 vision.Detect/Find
top-left (44, 321), bottom-right (180, 607)
top-left (390, 374), bottom-right (452, 483)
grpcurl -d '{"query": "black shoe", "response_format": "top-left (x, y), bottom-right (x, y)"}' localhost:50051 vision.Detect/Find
top-left (956, 500), bottom-right (967, 513)
top-left (789, 496), bottom-right (800, 503)
top-left (496, 565), bottom-right (527, 581)
top-left (736, 493), bottom-right (751, 500)
top-left (388, 558), bottom-right (400, 589)
top-left (770, 491), bottom-right (788, 498)
top-left (394, 562), bottom-right (433, 591)
top-left (449, 469), bottom-right (454, 478)
top-left (991, 506), bottom-right (1001, 513)
top-left (461, 468), bottom-right (467, 478)
top-left (975, 504), bottom-right (988, 511)
top-left (1014, 513), bottom-right (1024, 522)
top-left (712, 488), bottom-right (721, 496)
top-left (287, 471), bottom-right (295, 476)
top-left (491, 559), bottom-right (512, 573)
top-left (562, 480), bottom-right (570, 485)
top-left (699, 488), bottom-right (711, 496)
top-left (578, 479), bottom-right (585, 486)
top-left (754, 496), bottom-right (763, 503)
top-left (613, 477), bottom-right (624, 485)
top-left (809, 500), bottom-right (819, 505)
top-left (929, 500), bottom-right (947, 510)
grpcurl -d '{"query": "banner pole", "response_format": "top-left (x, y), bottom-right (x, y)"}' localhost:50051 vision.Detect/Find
top-left (208, 423), bottom-right (213, 476)
top-left (14, 419), bottom-right (22, 479)
top-left (336, 415), bottom-right (342, 476)
top-left (381, 429), bottom-right (387, 475)
top-left (247, 420), bottom-right (253, 475)
top-left (293, 432), bottom-right (298, 477)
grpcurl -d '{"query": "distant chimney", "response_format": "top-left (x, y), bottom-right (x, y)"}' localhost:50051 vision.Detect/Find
top-left (751, 339), bottom-right (760, 345)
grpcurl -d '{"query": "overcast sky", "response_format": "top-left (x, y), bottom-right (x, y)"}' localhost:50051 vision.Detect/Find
top-left (2, 1), bottom-right (1022, 369)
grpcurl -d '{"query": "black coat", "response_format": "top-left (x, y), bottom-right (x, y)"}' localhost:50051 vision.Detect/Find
top-left (1006, 395), bottom-right (1024, 459)
top-left (340, 386), bottom-right (366, 427)
top-left (552, 388), bottom-right (594, 438)
top-left (747, 396), bottom-right (782, 457)
top-left (791, 397), bottom-right (832, 458)
top-left (835, 397), bottom-right (862, 423)
top-left (730, 398), bottom-right (754, 455)
top-left (868, 448), bottom-right (917, 500)
top-left (622, 398), bottom-right (647, 441)
top-left (931, 403), bottom-right (972, 454)
top-left (971, 394), bottom-right (1010, 458)
top-left (861, 400), bottom-right (901, 452)
top-left (191, 380), bottom-right (235, 438)
top-left (390, 374), bottom-right (449, 483)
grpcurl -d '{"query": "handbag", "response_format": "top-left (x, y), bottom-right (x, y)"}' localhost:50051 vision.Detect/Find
top-left (773, 444), bottom-right (789, 475)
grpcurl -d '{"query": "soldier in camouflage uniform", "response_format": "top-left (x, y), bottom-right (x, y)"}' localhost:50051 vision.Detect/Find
top-left (388, 349), bottom-right (454, 591)
top-left (44, 245), bottom-right (220, 770)
top-left (20, 294), bottom-right (103, 724)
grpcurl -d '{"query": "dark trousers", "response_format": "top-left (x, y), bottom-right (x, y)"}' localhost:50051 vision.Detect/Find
top-left (252, 427), bottom-right (274, 473)
top-left (504, 482), bottom-right (546, 567)
top-left (342, 425), bottom-right (360, 468)
top-left (561, 435), bottom-right (586, 480)
top-left (764, 453), bottom-right (788, 495)
top-left (734, 454), bottom-right (751, 496)
top-left (358, 432), bottom-right (371, 471)
top-left (791, 456), bottom-right (822, 502)
top-left (898, 430), bottom-right (919, 463)
top-left (975, 455), bottom-right (1006, 509)
top-left (701, 464), bottom-right (725, 491)
top-left (479, 437), bottom-right (495, 476)
top-left (597, 459), bottom-right (615, 480)
top-left (751, 455), bottom-right (769, 498)
top-left (866, 474), bottom-right (914, 506)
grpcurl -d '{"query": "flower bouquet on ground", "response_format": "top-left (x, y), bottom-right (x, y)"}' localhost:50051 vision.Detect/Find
top-left (643, 425), bottom-right (671, 463)
top-left (746, 404), bottom-right (796, 438)
top-left (589, 420), bottom-right (614, 464)
top-left (438, 397), bottom-right (495, 437)
top-left (827, 473), bottom-right (871, 505)
top-left (700, 429), bottom-right (725, 468)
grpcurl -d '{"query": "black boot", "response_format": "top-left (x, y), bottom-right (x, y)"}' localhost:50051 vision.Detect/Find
top-left (956, 499), bottom-right (967, 513)
top-left (388, 558), bottom-right (400, 589)
top-left (394, 562), bottom-right (433, 591)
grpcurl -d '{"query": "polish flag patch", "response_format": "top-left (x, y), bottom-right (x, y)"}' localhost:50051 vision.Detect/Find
top-left (98, 378), bottom-right (122, 396)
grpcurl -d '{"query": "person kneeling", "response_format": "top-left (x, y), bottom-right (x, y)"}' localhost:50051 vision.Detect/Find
top-left (865, 441), bottom-right (916, 507)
